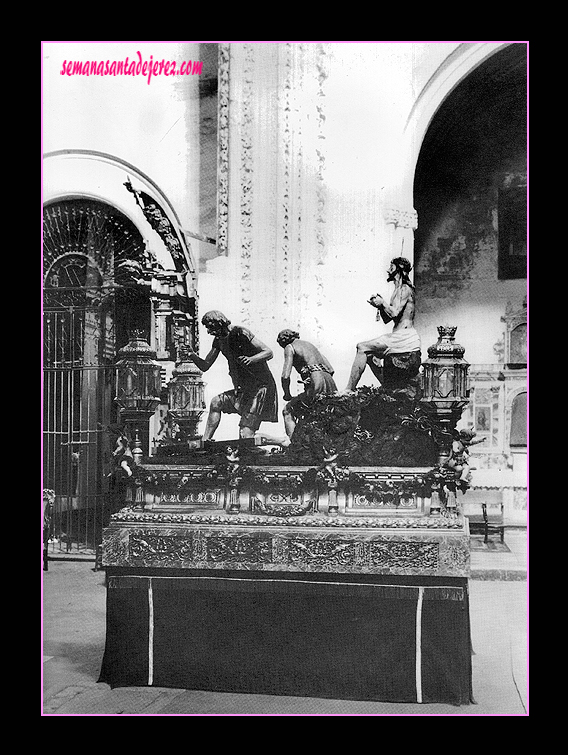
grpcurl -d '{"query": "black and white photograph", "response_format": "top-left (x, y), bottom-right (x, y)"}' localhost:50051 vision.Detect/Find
top-left (41, 41), bottom-right (528, 716)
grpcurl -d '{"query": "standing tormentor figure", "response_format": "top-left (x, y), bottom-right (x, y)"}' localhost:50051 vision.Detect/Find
top-left (188, 311), bottom-right (278, 440)
top-left (345, 257), bottom-right (421, 391)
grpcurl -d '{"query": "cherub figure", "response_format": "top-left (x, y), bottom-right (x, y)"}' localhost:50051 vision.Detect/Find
top-left (318, 447), bottom-right (341, 485)
top-left (446, 429), bottom-right (484, 482)
top-left (111, 434), bottom-right (134, 479)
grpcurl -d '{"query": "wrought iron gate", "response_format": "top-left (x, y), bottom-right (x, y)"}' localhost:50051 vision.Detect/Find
top-left (43, 301), bottom-right (117, 552)
top-left (43, 199), bottom-right (149, 552)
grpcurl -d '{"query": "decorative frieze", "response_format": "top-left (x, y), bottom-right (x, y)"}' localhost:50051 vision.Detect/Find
top-left (206, 533), bottom-right (273, 564)
top-left (102, 521), bottom-right (469, 577)
top-left (368, 541), bottom-right (438, 570)
top-left (132, 461), bottom-right (444, 518)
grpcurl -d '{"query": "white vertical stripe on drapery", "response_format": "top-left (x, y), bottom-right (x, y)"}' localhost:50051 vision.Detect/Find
top-left (148, 578), bottom-right (154, 686)
top-left (416, 586), bottom-right (424, 703)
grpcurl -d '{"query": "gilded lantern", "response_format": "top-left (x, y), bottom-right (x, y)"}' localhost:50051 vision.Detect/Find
top-left (420, 325), bottom-right (470, 464)
top-left (114, 330), bottom-right (162, 451)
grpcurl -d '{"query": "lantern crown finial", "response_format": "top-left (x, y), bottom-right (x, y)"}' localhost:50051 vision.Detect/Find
top-left (437, 324), bottom-right (457, 340)
top-left (428, 325), bottom-right (465, 359)
top-left (116, 330), bottom-right (157, 360)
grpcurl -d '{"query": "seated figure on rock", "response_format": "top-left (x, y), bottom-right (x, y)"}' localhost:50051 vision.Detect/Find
top-left (345, 257), bottom-right (422, 394)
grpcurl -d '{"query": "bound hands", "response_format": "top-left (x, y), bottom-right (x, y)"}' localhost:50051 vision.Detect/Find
top-left (368, 294), bottom-right (384, 309)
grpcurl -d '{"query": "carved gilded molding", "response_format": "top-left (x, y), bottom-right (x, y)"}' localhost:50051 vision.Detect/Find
top-left (102, 523), bottom-right (470, 577)
top-left (110, 509), bottom-right (464, 529)
top-left (133, 462), bottom-right (441, 518)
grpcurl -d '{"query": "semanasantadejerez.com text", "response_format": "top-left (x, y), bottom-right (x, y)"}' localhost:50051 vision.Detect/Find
top-left (60, 52), bottom-right (203, 84)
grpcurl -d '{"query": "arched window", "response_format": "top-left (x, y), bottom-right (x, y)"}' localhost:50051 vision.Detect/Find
top-left (510, 391), bottom-right (527, 447)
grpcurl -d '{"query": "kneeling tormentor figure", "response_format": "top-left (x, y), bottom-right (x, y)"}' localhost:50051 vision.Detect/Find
top-left (188, 310), bottom-right (278, 440)
top-left (277, 329), bottom-right (337, 439)
top-left (345, 257), bottom-right (421, 391)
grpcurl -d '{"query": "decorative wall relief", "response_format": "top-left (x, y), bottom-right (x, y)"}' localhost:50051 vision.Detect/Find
top-left (124, 180), bottom-right (188, 271)
top-left (384, 207), bottom-right (419, 230)
top-left (239, 43), bottom-right (255, 325)
top-left (217, 43), bottom-right (230, 257)
top-left (313, 43), bottom-right (328, 344)
top-left (277, 42), bottom-right (293, 314)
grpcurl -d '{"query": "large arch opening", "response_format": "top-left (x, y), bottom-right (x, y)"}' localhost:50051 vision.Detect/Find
top-left (412, 43), bottom-right (527, 515)
top-left (412, 43), bottom-right (527, 357)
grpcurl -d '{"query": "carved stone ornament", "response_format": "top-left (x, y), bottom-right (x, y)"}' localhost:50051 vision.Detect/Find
top-left (253, 496), bottom-right (316, 517)
top-left (102, 521), bottom-right (469, 577)
top-left (384, 207), bottom-right (418, 230)
top-left (124, 179), bottom-right (187, 271)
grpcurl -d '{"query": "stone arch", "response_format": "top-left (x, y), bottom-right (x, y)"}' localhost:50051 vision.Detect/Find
top-left (408, 43), bottom-right (527, 363)
top-left (382, 43), bottom-right (516, 266)
top-left (403, 43), bottom-right (513, 183)
top-left (43, 150), bottom-right (197, 285)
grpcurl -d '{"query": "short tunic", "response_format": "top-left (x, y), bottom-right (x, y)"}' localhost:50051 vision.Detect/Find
top-left (214, 326), bottom-right (278, 429)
